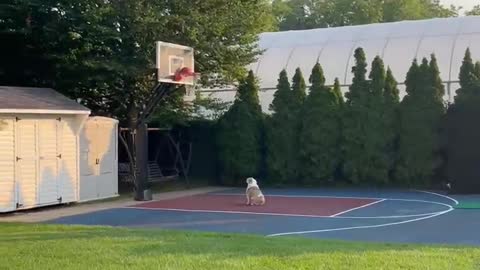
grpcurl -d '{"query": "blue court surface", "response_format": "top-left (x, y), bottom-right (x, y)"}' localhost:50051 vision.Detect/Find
top-left (49, 188), bottom-right (480, 246)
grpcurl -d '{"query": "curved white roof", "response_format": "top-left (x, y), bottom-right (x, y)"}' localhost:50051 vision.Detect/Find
top-left (205, 16), bottom-right (480, 112)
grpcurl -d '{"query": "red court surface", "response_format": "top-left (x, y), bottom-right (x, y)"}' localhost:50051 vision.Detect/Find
top-left (128, 194), bottom-right (379, 217)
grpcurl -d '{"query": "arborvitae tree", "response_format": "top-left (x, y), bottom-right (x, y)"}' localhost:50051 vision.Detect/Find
top-left (456, 48), bottom-right (479, 105)
top-left (446, 48), bottom-right (480, 193)
top-left (396, 55), bottom-right (445, 185)
top-left (290, 68), bottom-right (307, 181)
top-left (292, 68), bottom-right (307, 106)
top-left (383, 67), bottom-right (400, 177)
top-left (299, 63), bottom-right (341, 184)
top-left (366, 56), bottom-right (390, 183)
top-left (265, 69), bottom-right (297, 184)
top-left (429, 55), bottom-right (446, 103)
top-left (395, 58), bottom-right (422, 184)
top-left (384, 68), bottom-right (400, 105)
top-left (236, 70), bottom-right (262, 111)
top-left (459, 49), bottom-right (477, 88)
top-left (333, 77), bottom-right (344, 106)
top-left (216, 70), bottom-right (263, 186)
top-left (342, 48), bottom-right (371, 183)
top-left (475, 61), bottom-right (480, 79)
top-left (269, 70), bottom-right (291, 114)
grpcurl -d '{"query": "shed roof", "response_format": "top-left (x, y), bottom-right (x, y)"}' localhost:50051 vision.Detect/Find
top-left (0, 86), bottom-right (90, 114)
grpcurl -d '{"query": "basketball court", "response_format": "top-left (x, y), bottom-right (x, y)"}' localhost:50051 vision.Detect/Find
top-left (48, 188), bottom-right (480, 246)
top-left (44, 42), bottom-right (480, 246)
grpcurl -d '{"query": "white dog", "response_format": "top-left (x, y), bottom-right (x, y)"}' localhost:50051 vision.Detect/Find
top-left (245, 177), bottom-right (266, 206)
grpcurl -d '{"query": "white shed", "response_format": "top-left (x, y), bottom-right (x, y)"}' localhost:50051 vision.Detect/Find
top-left (0, 86), bottom-right (90, 213)
top-left (79, 116), bottom-right (119, 202)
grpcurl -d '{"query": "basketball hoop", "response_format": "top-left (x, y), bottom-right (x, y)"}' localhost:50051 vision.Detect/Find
top-left (155, 41), bottom-right (199, 103)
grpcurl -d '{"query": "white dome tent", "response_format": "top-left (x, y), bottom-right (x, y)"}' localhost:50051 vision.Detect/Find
top-left (202, 16), bottom-right (480, 112)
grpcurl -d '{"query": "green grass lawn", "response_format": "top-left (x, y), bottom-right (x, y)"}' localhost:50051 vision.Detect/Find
top-left (0, 223), bottom-right (479, 270)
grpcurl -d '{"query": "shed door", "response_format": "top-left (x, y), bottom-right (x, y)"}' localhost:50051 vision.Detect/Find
top-left (79, 119), bottom-right (117, 201)
top-left (16, 118), bottom-right (62, 207)
top-left (79, 121), bottom-right (97, 201)
top-left (37, 119), bottom-right (60, 205)
top-left (16, 120), bottom-right (38, 208)
top-left (96, 122), bottom-right (116, 198)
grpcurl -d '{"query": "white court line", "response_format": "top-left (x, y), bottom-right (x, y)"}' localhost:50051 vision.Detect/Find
top-left (330, 199), bottom-right (386, 217)
top-left (413, 189), bottom-right (459, 205)
top-left (267, 206), bottom-right (454, 237)
top-left (212, 193), bottom-right (386, 200)
top-left (333, 212), bottom-right (444, 219)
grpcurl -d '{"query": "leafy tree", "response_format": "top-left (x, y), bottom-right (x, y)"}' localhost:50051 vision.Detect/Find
top-left (395, 55), bottom-right (445, 185)
top-left (299, 63), bottom-right (341, 184)
top-left (216, 71), bottom-right (263, 186)
top-left (465, 5), bottom-right (480, 16)
top-left (324, 0), bottom-right (384, 27)
top-left (0, 0), bottom-right (274, 125)
top-left (272, 0), bottom-right (458, 31)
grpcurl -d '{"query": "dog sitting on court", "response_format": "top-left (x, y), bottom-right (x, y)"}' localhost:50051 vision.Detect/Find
top-left (245, 177), bottom-right (266, 206)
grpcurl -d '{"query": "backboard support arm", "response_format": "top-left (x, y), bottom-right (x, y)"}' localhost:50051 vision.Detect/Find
top-left (134, 82), bottom-right (179, 201)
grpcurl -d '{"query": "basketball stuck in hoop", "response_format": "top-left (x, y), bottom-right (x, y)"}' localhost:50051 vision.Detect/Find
top-left (156, 41), bottom-right (199, 103)
top-left (173, 67), bottom-right (199, 103)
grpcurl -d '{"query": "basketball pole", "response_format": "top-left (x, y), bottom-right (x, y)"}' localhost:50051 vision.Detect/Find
top-left (134, 82), bottom-right (178, 201)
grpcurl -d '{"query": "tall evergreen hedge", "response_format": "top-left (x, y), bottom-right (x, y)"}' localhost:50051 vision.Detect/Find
top-left (342, 48), bottom-right (372, 183)
top-left (210, 47), bottom-right (480, 191)
top-left (290, 68), bottom-right (307, 182)
top-left (446, 48), bottom-right (480, 193)
top-left (265, 70), bottom-right (298, 184)
top-left (395, 56), bottom-right (445, 185)
top-left (216, 70), bottom-right (263, 186)
top-left (299, 63), bottom-right (342, 184)
top-left (383, 67), bottom-right (400, 178)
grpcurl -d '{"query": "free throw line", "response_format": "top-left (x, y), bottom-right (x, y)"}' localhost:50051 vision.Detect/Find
top-left (329, 199), bottom-right (386, 217)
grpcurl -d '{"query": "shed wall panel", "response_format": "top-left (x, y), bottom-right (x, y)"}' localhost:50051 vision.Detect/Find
top-left (0, 118), bottom-right (15, 212)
